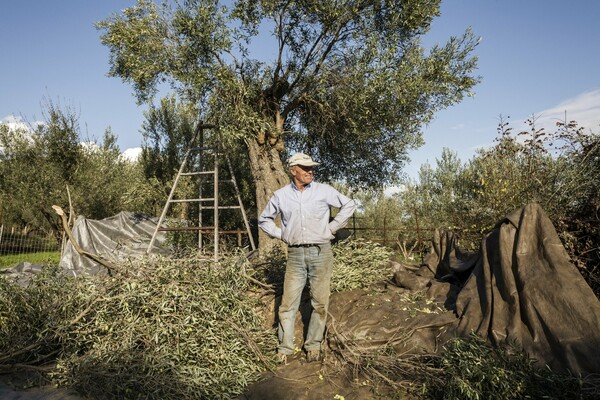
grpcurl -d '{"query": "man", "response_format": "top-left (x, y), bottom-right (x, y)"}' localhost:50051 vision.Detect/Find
top-left (258, 152), bottom-right (356, 364)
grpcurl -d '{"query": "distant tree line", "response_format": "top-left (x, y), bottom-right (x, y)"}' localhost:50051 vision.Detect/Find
top-left (1, 104), bottom-right (597, 292)
top-left (354, 116), bottom-right (599, 294)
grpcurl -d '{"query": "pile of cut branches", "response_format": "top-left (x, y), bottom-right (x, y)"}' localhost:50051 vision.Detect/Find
top-left (330, 331), bottom-right (599, 400)
top-left (248, 239), bottom-right (394, 295)
top-left (0, 252), bottom-right (277, 399)
top-left (332, 239), bottom-right (393, 292)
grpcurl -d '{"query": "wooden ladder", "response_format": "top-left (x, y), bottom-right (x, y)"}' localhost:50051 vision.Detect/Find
top-left (146, 123), bottom-right (255, 261)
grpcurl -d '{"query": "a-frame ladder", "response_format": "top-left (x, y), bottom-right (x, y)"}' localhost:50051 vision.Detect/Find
top-left (146, 123), bottom-right (255, 261)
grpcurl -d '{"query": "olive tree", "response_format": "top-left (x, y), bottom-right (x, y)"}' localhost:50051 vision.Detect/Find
top-left (0, 105), bottom-right (151, 240)
top-left (97, 0), bottom-right (480, 248)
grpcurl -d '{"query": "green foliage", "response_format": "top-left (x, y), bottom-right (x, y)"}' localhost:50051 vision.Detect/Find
top-left (335, 332), bottom-right (597, 399)
top-left (72, 128), bottom-right (149, 218)
top-left (0, 104), bottom-right (79, 236)
top-left (247, 239), bottom-right (393, 294)
top-left (0, 254), bottom-right (277, 399)
top-left (0, 264), bottom-right (75, 358)
top-left (549, 121), bottom-right (600, 283)
top-left (138, 95), bottom-right (258, 232)
top-left (97, 0), bottom-right (480, 190)
top-left (387, 117), bottom-right (599, 273)
top-left (141, 95), bottom-right (197, 185)
top-left (424, 335), bottom-right (590, 400)
top-left (458, 118), bottom-right (600, 279)
top-left (332, 239), bottom-right (393, 292)
top-left (0, 103), bottom-right (158, 239)
top-left (0, 252), bottom-right (60, 269)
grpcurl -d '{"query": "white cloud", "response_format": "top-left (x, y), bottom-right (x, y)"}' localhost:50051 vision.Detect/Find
top-left (1, 115), bottom-right (36, 148)
top-left (83, 144), bottom-right (142, 162)
top-left (1, 115), bottom-right (46, 131)
top-left (518, 89), bottom-right (600, 133)
top-left (121, 147), bottom-right (142, 162)
top-left (1, 118), bottom-right (141, 163)
top-left (80, 141), bottom-right (100, 153)
top-left (1, 115), bottom-right (31, 133)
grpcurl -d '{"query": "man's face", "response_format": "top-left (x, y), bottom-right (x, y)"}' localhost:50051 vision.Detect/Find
top-left (291, 164), bottom-right (314, 187)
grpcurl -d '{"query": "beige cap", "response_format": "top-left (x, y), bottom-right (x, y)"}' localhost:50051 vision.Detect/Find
top-left (288, 152), bottom-right (320, 167)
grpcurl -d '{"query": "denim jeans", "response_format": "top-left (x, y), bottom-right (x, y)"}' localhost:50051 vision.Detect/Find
top-left (278, 242), bottom-right (334, 355)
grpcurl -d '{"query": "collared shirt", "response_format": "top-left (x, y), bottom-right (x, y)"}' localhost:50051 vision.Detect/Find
top-left (258, 181), bottom-right (356, 246)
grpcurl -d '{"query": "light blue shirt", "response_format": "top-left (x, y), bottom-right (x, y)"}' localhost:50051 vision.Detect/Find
top-left (258, 181), bottom-right (356, 245)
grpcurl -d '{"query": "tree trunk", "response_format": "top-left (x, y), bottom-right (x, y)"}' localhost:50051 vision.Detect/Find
top-left (247, 138), bottom-right (289, 253)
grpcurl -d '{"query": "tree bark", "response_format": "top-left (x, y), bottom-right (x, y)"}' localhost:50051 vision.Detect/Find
top-left (247, 138), bottom-right (289, 253)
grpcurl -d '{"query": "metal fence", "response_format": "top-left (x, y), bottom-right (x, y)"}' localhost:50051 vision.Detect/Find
top-left (348, 215), bottom-right (431, 244)
top-left (0, 215), bottom-right (434, 268)
top-left (0, 225), bottom-right (61, 268)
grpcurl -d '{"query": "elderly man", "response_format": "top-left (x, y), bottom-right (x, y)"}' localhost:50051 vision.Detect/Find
top-left (258, 152), bottom-right (356, 364)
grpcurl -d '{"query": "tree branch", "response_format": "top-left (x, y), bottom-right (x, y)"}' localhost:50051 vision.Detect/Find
top-left (52, 205), bottom-right (117, 274)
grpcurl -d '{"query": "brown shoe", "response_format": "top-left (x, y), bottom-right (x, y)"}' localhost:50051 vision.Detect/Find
top-left (306, 349), bottom-right (321, 363)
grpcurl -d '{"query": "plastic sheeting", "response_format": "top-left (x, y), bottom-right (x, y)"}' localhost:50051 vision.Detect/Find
top-left (1, 212), bottom-right (168, 285)
top-left (60, 211), bottom-right (169, 276)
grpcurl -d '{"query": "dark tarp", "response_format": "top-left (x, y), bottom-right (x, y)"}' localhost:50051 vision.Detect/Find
top-left (328, 203), bottom-right (600, 375)
top-left (451, 203), bottom-right (600, 375)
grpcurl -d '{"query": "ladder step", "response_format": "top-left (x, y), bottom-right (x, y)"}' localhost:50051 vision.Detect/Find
top-left (200, 206), bottom-right (242, 210)
top-left (169, 198), bottom-right (214, 203)
top-left (181, 171), bottom-right (215, 176)
top-left (147, 126), bottom-right (256, 256)
top-left (158, 226), bottom-right (215, 232)
top-left (158, 227), bottom-right (250, 234)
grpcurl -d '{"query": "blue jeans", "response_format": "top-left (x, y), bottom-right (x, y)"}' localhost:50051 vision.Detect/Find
top-left (278, 243), bottom-right (334, 355)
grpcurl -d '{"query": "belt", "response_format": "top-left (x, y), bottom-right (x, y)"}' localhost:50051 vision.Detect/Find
top-left (288, 243), bottom-right (322, 248)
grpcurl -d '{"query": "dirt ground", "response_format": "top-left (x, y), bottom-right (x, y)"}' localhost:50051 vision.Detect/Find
top-left (239, 353), bottom-right (381, 400)
top-left (1, 353), bottom-right (382, 400)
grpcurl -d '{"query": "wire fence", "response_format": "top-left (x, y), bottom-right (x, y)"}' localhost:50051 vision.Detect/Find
top-left (1, 215), bottom-right (434, 269)
top-left (346, 215), bottom-right (435, 263)
top-left (0, 225), bottom-right (62, 269)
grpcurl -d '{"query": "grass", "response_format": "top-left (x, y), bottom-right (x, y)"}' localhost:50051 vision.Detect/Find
top-left (0, 251), bottom-right (61, 269)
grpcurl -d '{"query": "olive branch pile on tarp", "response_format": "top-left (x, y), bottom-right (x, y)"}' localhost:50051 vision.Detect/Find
top-left (0, 239), bottom-right (394, 399)
top-left (0, 253), bottom-right (277, 399)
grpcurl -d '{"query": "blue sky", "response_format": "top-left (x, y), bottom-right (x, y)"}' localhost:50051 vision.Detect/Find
top-left (2, 1), bottom-right (599, 178)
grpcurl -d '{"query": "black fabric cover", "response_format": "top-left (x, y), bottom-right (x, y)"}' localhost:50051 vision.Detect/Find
top-left (328, 203), bottom-right (600, 375)
top-left (451, 203), bottom-right (600, 374)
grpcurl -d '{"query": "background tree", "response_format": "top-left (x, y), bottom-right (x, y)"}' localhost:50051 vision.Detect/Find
top-left (369, 117), bottom-right (599, 294)
top-left (0, 104), bottom-right (150, 242)
top-left (139, 95), bottom-right (258, 245)
top-left (141, 95), bottom-right (196, 187)
top-left (0, 104), bottom-right (83, 239)
top-left (97, 0), bottom-right (480, 248)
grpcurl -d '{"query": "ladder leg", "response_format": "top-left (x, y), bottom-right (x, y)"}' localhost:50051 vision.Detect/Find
top-left (226, 155), bottom-right (256, 251)
top-left (213, 147), bottom-right (219, 262)
top-left (146, 146), bottom-right (194, 254)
